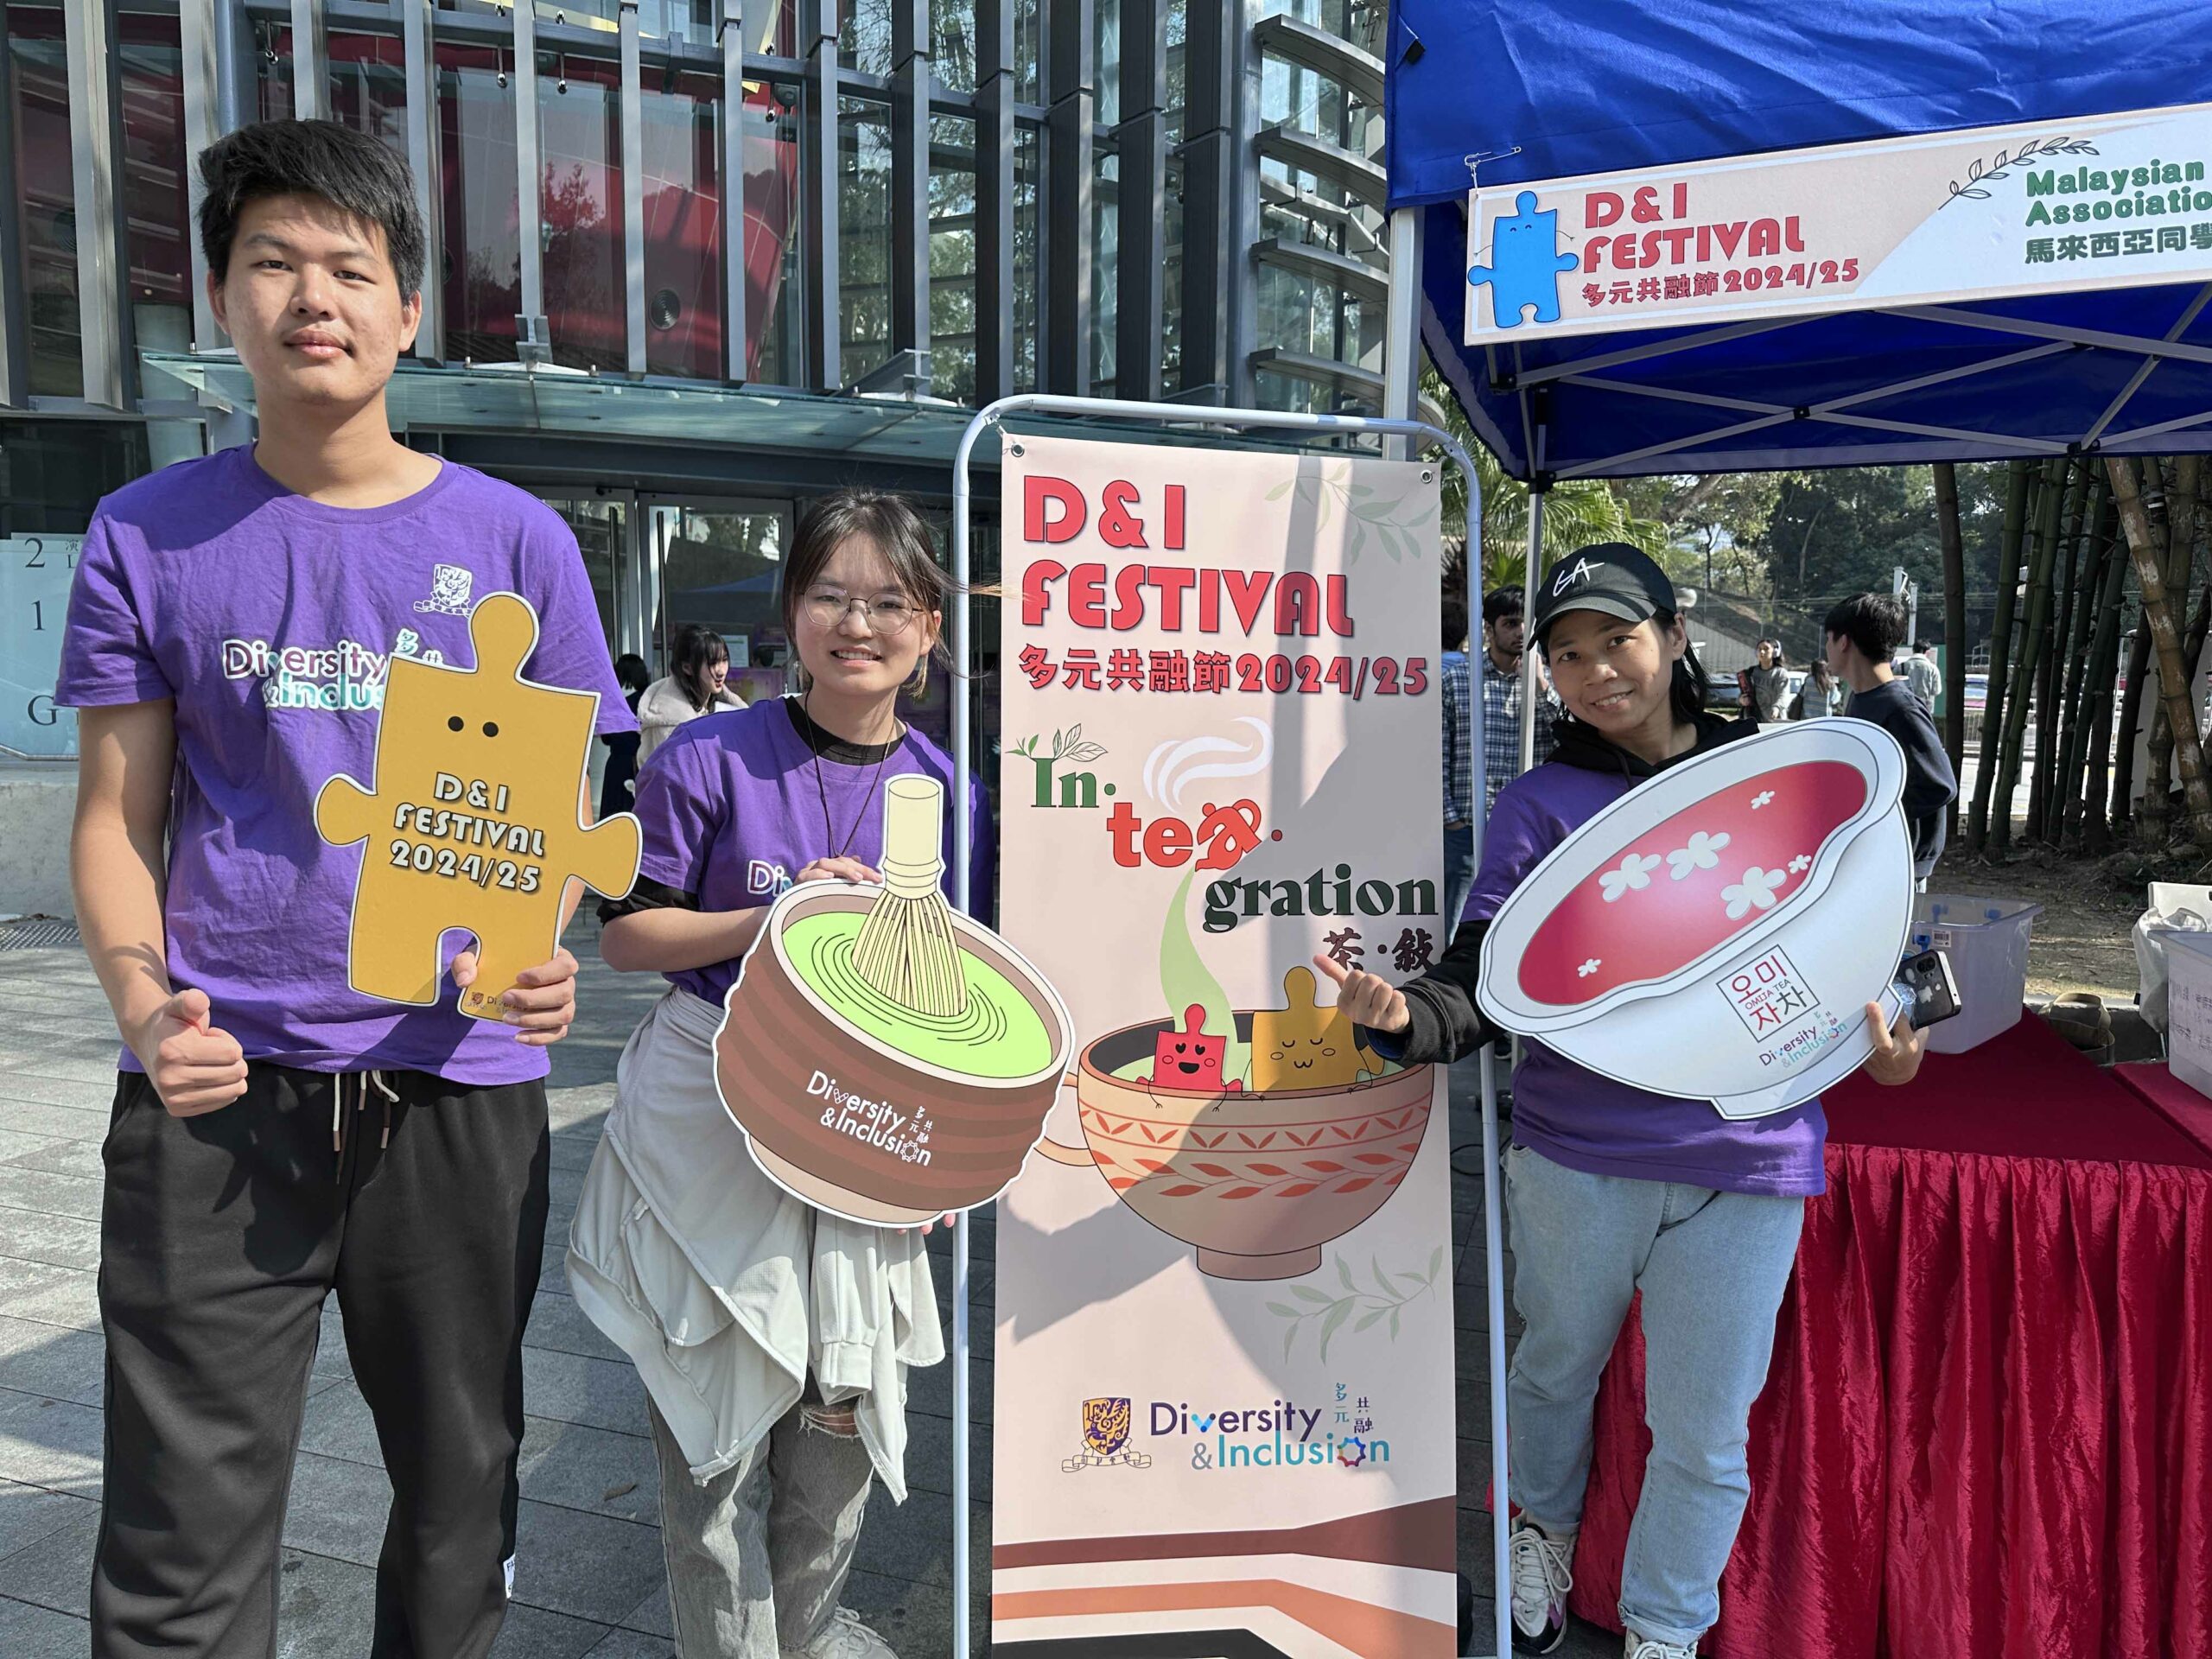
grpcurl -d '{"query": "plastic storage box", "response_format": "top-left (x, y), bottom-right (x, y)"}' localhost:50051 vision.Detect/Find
top-left (2164, 931), bottom-right (2212, 1099)
top-left (1908, 893), bottom-right (2044, 1055)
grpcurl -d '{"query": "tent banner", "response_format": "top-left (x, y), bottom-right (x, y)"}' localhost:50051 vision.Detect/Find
top-left (990, 434), bottom-right (1459, 1657)
top-left (1465, 99), bottom-right (2212, 344)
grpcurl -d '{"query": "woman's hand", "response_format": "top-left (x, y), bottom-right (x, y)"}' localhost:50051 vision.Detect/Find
top-left (1313, 954), bottom-right (1411, 1034)
top-left (795, 857), bottom-right (882, 887)
top-left (1860, 1000), bottom-right (1928, 1086)
top-left (916, 1211), bottom-right (958, 1235)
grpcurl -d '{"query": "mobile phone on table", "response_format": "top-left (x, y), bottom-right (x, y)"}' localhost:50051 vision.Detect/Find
top-left (1891, 948), bottom-right (1961, 1029)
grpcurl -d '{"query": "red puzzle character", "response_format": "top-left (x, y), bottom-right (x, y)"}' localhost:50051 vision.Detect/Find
top-left (1143, 1004), bottom-right (1243, 1093)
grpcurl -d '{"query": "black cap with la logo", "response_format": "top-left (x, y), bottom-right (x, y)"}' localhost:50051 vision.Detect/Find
top-left (1529, 542), bottom-right (1680, 646)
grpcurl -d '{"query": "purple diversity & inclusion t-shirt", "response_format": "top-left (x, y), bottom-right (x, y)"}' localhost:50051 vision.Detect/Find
top-left (1468, 762), bottom-right (1828, 1198)
top-left (631, 697), bottom-right (995, 1007)
top-left (56, 446), bottom-right (633, 1086)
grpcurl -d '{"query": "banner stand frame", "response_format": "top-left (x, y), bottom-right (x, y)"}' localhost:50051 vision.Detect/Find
top-left (950, 394), bottom-right (1508, 1659)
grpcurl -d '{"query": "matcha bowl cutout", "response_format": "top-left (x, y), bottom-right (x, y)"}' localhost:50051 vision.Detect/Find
top-left (715, 776), bottom-right (1076, 1226)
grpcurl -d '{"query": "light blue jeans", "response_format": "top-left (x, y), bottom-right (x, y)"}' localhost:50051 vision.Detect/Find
top-left (1443, 820), bottom-right (1475, 941)
top-left (1503, 1143), bottom-right (1805, 1649)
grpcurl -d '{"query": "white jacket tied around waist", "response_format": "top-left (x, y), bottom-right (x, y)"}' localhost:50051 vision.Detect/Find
top-left (565, 985), bottom-right (944, 1498)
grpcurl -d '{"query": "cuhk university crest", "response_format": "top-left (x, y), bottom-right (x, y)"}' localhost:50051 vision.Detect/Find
top-left (1062, 1396), bottom-right (1152, 1472)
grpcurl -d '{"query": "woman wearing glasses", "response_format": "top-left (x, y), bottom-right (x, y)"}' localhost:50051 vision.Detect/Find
top-left (569, 490), bottom-right (991, 1659)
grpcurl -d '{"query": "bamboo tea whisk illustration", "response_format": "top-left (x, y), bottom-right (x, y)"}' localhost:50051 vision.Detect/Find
top-left (852, 775), bottom-right (969, 1019)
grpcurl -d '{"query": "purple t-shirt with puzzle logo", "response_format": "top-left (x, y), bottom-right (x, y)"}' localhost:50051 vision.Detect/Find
top-left (56, 445), bottom-right (632, 1085)
top-left (631, 697), bottom-right (995, 1008)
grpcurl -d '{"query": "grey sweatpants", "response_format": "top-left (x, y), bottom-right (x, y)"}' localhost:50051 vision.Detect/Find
top-left (648, 1395), bottom-right (875, 1656)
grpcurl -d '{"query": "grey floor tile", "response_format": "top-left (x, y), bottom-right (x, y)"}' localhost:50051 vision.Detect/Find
top-left (11, 1057), bottom-right (128, 1086)
top-left (509, 1500), bottom-right (664, 1625)
top-left (0, 1476), bottom-right (96, 1560)
top-left (297, 1380), bottom-right (384, 1468)
top-left (516, 1415), bottom-right (658, 1523)
top-left (0, 1165), bottom-right (105, 1224)
top-left (490, 1599), bottom-right (618, 1658)
top-left (842, 1564), bottom-right (957, 1656)
top-left (272, 1548), bottom-right (379, 1657)
top-left (0, 1131), bottom-right (65, 1167)
top-left (524, 1289), bottom-right (626, 1366)
top-left (522, 1346), bottom-right (651, 1437)
top-left (0, 1075), bottom-right (117, 1111)
top-left (1, 1140), bottom-right (105, 1180)
top-left (0, 1507), bottom-right (95, 1616)
top-left (0, 1315), bottom-right (104, 1407)
top-left (618, 1582), bottom-right (671, 1639)
top-left (0, 1101), bottom-right (108, 1145)
top-left (0, 1592), bottom-right (90, 1657)
top-left (0, 1388), bottom-right (104, 1496)
top-left (582, 1628), bottom-right (672, 1659)
top-left (278, 1450), bottom-right (392, 1567)
top-left (0, 1259), bottom-right (98, 1335)
top-left (0, 1207), bottom-right (101, 1274)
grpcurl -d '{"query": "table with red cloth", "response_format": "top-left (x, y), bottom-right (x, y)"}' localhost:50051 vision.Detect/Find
top-left (1564, 1012), bottom-right (2212, 1659)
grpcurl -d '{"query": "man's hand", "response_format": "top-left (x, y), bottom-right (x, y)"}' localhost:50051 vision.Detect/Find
top-left (1860, 1000), bottom-right (1927, 1087)
top-left (130, 988), bottom-right (248, 1116)
top-left (1313, 954), bottom-right (1411, 1034)
top-left (453, 946), bottom-right (582, 1046)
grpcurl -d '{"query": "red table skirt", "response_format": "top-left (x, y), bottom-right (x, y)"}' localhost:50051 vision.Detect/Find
top-left (1567, 1017), bottom-right (2212, 1659)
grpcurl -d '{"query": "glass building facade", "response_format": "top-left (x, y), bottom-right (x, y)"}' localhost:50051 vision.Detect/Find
top-left (2, 0), bottom-right (1395, 767)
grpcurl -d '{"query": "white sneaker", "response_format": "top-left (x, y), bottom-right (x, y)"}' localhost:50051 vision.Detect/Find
top-left (785, 1606), bottom-right (898, 1659)
top-left (1625, 1632), bottom-right (1699, 1659)
top-left (1507, 1519), bottom-right (1574, 1653)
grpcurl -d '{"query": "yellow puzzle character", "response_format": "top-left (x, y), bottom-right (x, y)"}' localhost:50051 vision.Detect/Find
top-left (315, 591), bottom-right (641, 1021)
top-left (1249, 964), bottom-right (1381, 1093)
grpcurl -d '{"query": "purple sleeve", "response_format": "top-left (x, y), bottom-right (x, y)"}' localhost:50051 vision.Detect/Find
top-left (54, 517), bottom-right (172, 707)
top-left (1463, 783), bottom-right (1554, 925)
top-left (631, 737), bottom-right (724, 895)
top-left (518, 506), bottom-right (636, 736)
top-left (964, 774), bottom-right (997, 924)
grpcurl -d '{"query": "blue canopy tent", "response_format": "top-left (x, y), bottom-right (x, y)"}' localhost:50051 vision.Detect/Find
top-left (1377, 9), bottom-right (2212, 1655)
top-left (1387, 1), bottom-right (2212, 480)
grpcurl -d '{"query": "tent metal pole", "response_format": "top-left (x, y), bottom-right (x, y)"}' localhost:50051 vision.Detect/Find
top-left (952, 391), bottom-right (1496, 1657)
top-left (1521, 488), bottom-right (1544, 771)
top-left (1383, 207), bottom-right (1427, 461)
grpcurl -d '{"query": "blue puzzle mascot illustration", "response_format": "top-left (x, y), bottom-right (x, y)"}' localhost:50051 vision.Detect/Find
top-left (1470, 189), bottom-right (1580, 328)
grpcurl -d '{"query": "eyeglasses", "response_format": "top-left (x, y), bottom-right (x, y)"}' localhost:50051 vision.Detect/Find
top-left (802, 589), bottom-right (922, 634)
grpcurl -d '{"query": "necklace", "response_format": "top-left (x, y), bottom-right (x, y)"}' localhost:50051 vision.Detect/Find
top-left (801, 690), bottom-right (899, 859)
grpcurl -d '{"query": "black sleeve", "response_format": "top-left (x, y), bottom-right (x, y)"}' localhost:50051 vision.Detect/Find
top-left (596, 874), bottom-right (698, 929)
top-left (1895, 702), bottom-right (1959, 817)
top-left (1360, 916), bottom-right (1501, 1067)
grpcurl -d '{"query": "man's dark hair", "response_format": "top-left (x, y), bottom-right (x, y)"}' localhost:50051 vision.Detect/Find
top-left (1823, 593), bottom-right (1908, 664)
top-left (1442, 596), bottom-right (1470, 653)
top-left (198, 119), bottom-right (426, 296)
top-left (1482, 587), bottom-right (1524, 626)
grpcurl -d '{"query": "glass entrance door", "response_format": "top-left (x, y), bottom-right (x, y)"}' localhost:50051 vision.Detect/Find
top-left (649, 499), bottom-right (795, 705)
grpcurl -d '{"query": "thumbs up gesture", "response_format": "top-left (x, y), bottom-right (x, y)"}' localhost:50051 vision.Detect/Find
top-left (130, 988), bottom-right (250, 1116)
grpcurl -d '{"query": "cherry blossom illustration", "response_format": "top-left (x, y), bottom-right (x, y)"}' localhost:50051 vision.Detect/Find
top-left (1666, 830), bottom-right (1730, 881)
top-left (1599, 852), bottom-right (1662, 902)
top-left (1721, 866), bottom-right (1787, 920)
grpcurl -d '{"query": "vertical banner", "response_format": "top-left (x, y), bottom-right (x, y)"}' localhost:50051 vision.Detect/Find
top-left (992, 435), bottom-right (1457, 1656)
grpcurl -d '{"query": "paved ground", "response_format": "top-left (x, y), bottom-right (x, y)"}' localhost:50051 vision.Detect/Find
top-left (0, 922), bottom-right (1616, 1658)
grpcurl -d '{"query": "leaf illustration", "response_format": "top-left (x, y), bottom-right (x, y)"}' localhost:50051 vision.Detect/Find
top-left (1065, 742), bottom-right (1107, 762)
top-left (1960, 188), bottom-right (1990, 200)
top-left (1294, 1284), bottom-right (1332, 1305)
top-left (1266, 1301), bottom-right (1300, 1317)
top-left (1429, 1244), bottom-right (1445, 1279)
top-left (1284, 1325), bottom-right (1299, 1360)
top-left (1389, 1307), bottom-right (1402, 1340)
top-left (1372, 1260), bottom-right (1396, 1297)
top-left (1967, 157), bottom-right (1983, 182)
top-left (1317, 1300), bottom-right (1352, 1361)
top-left (1266, 480), bottom-right (1292, 500)
top-left (1338, 1258), bottom-right (1357, 1294)
top-left (1355, 1307), bottom-right (1391, 1332)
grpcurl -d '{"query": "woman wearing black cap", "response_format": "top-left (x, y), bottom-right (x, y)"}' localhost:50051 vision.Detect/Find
top-left (1323, 544), bottom-right (1927, 1659)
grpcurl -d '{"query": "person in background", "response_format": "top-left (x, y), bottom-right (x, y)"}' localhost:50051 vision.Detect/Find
top-left (58, 118), bottom-right (629, 1657)
top-left (1480, 587), bottom-right (1559, 821)
top-left (1789, 656), bottom-right (1843, 721)
top-left (1903, 641), bottom-right (1942, 712)
top-left (1440, 596), bottom-right (1476, 935)
top-left (639, 623), bottom-right (746, 764)
top-left (599, 652), bottom-right (652, 817)
top-left (1743, 639), bottom-right (1790, 723)
top-left (1325, 543), bottom-right (1927, 1659)
top-left (1826, 596), bottom-right (1957, 882)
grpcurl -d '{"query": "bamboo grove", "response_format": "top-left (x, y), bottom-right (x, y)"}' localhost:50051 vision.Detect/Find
top-left (1962, 455), bottom-right (2212, 855)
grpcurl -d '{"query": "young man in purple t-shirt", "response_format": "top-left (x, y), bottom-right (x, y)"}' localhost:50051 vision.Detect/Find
top-left (56, 122), bottom-right (632, 1658)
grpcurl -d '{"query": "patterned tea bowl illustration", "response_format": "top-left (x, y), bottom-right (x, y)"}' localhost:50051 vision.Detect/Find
top-left (1036, 1013), bottom-right (1435, 1280)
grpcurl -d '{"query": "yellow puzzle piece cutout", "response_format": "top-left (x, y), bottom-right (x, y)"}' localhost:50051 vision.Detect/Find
top-left (1249, 964), bottom-right (1381, 1094)
top-left (314, 591), bottom-right (641, 1021)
